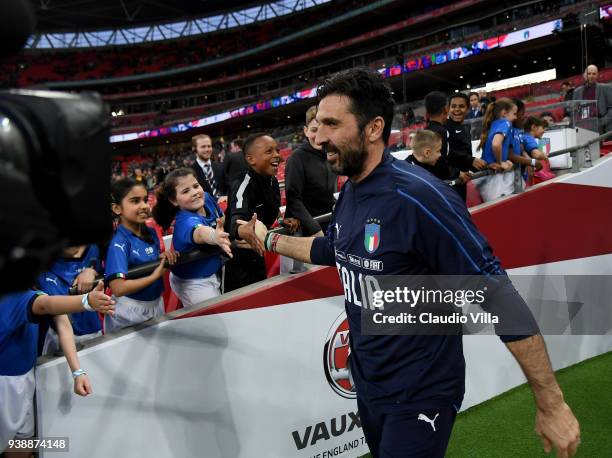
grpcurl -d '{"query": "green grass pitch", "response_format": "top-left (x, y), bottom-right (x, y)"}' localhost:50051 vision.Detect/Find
top-left (360, 351), bottom-right (612, 457)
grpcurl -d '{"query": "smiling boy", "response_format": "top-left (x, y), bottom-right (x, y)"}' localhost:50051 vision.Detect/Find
top-left (224, 134), bottom-right (299, 292)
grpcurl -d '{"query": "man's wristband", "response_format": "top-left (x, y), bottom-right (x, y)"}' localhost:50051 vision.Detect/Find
top-left (264, 232), bottom-right (281, 253)
top-left (72, 368), bottom-right (86, 379)
top-left (81, 293), bottom-right (94, 312)
top-left (531, 158), bottom-right (536, 167)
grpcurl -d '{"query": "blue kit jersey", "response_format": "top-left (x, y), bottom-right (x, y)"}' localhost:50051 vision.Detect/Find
top-left (521, 132), bottom-right (541, 155)
top-left (37, 245), bottom-right (102, 336)
top-left (0, 290), bottom-right (46, 376)
top-left (510, 127), bottom-right (523, 157)
top-left (105, 224), bottom-right (164, 301)
top-left (171, 194), bottom-right (223, 280)
top-left (311, 152), bottom-right (533, 411)
top-left (482, 119), bottom-right (512, 163)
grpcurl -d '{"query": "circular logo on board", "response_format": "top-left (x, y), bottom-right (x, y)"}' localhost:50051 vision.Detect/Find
top-left (323, 312), bottom-right (355, 399)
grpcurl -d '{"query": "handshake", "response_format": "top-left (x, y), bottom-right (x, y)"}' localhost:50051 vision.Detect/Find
top-left (236, 213), bottom-right (300, 256)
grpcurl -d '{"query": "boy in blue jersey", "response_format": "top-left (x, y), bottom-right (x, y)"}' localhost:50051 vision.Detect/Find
top-left (256, 68), bottom-right (580, 457)
top-left (37, 244), bottom-right (103, 354)
top-left (0, 285), bottom-right (115, 453)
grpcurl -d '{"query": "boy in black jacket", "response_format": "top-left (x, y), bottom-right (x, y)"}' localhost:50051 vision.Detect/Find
top-left (447, 93), bottom-right (487, 200)
top-left (407, 129), bottom-right (443, 173)
top-left (224, 134), bottom-right (299, 292)
top-left (285, 106), bottom-right (336, 236)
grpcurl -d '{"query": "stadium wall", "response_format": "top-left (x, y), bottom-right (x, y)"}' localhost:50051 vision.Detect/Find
top-left (35, 155), bottom-right (612, 457)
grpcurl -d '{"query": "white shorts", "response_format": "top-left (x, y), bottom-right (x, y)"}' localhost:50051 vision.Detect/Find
top-left (104, 296), bottom-right (165, 333)
top-left (42, 328), bottom-right (103, 356)
top-left (170, 272), bottom-right (220, 308)
top-left (475, 172), bottom-right (515, 202)
top-left (0, 368), bottom-right (35, 452)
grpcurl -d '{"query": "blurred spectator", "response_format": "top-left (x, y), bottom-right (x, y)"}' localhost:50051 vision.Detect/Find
top-left (402, 108), bottom-right (415, 126)
top-left (561, 81), bottom-right (574, 102)
top-left (561, 81), bottom-right (574, 121)
top-left (134, 167), bottom-right (144, 184)
top-left (572, 64), bottom-right (612, 133)
top-left (223, 138), bottom-right (249, 194)
top-left (467, 92), bottom-right (484, 119)
top-left (478, 89), bottom-right (491, 112)
top-left (540, 111), bottom-right (556, 125)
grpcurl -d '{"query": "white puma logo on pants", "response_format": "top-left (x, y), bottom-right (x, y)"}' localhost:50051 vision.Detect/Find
top-left (417, 413), bottom-right (439, 432)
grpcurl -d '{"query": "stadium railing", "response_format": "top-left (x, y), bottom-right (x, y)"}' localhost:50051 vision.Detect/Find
top-left (67, 211), bottom-right (333, 297)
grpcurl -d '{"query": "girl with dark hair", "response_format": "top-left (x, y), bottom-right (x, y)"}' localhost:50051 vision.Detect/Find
top-left (153, 168), bottom-right (231, 307)
top-left (104, 178), bottom-right (177, 332)
top-left (475, 98), bottom-right (517, 202)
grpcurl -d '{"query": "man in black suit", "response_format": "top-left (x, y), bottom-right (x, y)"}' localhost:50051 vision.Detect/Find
top-left (223, 138), bottom-right (248, 195)
top-left (191, 134), bottom-right (227, 203)
top-left (466, 92), bottom-right (483, 119)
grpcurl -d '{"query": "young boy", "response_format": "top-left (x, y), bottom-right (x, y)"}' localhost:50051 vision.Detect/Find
top-left (447, 92), bottom-right (486, 200)
top-left (0, 284), bottom-right (115, 454)
top-left (224, 134), bottom-right (299, 292)
top-left (407, 129), bottom-right (443, 174)
top-left (424, 92), bottom-right (467, 189)
top-left (285, 106), bottom-right (336, 237)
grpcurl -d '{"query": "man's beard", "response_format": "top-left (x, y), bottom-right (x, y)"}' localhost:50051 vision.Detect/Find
top-left (325, 131), bottom-right (368, 178)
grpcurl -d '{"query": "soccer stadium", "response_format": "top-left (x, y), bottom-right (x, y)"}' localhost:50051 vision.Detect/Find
top-left (0, 0), bottom-right (611, 456)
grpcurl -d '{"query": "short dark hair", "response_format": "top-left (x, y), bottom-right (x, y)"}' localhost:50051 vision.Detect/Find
top-left (468, 92), bottom-right (479, 99)
top-left (524, 116), bottom-right (548, 131)
top-left (243, 133), bottom-right (269, 156)
top-left (425, 91), bottom-right (448, 117)
top-left (540, 111), bottom-right (556, 121)
top-left (317, 67), bottom-right (395, 143)
top-left (449, 92), bottom-right (469, 105)
top-left (231, 138), bottom-right (244, 149)
top-left (513, 98), bottom-right (525, 112)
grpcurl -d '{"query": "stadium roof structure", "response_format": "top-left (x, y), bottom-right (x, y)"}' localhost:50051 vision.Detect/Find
top-left (27, 0), bottom-right (330, 49)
